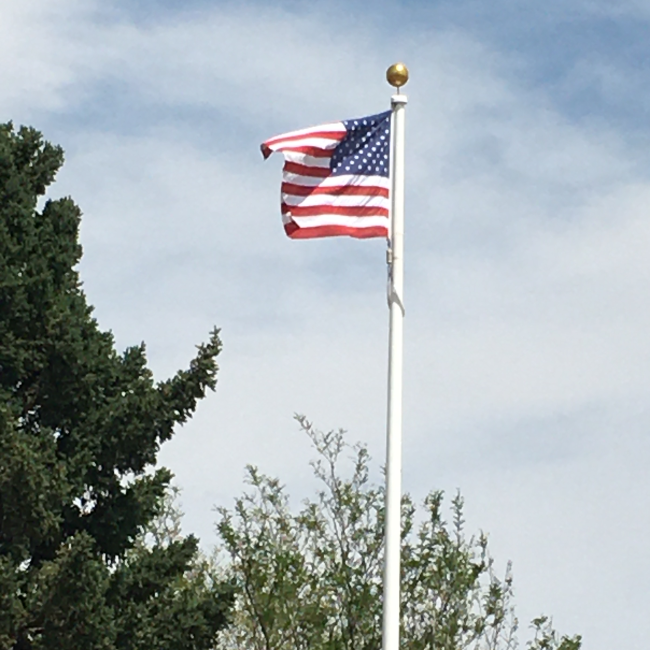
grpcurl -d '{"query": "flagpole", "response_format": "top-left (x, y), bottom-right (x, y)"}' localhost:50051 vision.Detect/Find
top-left (383, 62), bottom-right (409, 650)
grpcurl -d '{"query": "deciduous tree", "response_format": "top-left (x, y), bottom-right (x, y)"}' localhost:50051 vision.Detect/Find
top-left (216, 416), bottom-right (581, 650)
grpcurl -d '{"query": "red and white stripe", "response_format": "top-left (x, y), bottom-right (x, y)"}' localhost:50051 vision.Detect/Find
top-left (262, 122), bottom-right (390, 239)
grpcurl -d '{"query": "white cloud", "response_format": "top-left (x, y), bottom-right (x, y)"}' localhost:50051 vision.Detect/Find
top-left (0, 0), bottom-right (105, 119)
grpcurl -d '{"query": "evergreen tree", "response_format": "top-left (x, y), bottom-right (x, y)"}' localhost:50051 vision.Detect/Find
top-left (0, 123), bottom-right (231, 650)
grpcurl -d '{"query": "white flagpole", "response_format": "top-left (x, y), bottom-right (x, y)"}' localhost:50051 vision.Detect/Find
top-left (382, 63), bottom-right (409, 650)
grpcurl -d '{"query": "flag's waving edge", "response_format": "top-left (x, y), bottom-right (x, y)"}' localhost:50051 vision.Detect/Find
top-left (262, 111), bottom-right (392, 239)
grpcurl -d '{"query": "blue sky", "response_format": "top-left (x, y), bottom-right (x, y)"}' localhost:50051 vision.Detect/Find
top-left (3, 0), bottom-right (650, 646)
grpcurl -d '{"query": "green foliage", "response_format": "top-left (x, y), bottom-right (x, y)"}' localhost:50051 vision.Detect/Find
top-left (109, 535), bottom-right (231, 650)
top-left (216, 416), bottom-right (580, 650)
top-left (0, 123), bottom-right (230, 649)
top-left (527, 617), bottom-right (582, 650)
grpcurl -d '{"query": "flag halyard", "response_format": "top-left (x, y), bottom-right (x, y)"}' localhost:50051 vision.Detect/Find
top-left (262, 111), bottom-right (392, 239)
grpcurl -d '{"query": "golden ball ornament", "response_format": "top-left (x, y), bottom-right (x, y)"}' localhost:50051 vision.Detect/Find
top-left (386, 62), bottom-right (409, 88)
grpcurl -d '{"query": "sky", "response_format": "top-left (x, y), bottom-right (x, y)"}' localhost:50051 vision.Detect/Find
top-left (3, 0), bottom-right (650, 645)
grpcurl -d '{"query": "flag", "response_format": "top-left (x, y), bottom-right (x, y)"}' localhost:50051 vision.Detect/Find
top-left (262, 111), bottom-right (391, 239)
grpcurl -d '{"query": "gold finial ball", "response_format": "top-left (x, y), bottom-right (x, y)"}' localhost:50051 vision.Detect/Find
top-left (386, 62), bottom-right (409, 88)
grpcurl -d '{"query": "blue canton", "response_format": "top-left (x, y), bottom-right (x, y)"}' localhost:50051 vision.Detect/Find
top-left (330, 111), bottom-right (391, 178)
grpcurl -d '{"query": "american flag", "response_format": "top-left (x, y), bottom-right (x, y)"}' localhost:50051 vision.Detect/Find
top-left (261, 111), bottom-right (391, 239)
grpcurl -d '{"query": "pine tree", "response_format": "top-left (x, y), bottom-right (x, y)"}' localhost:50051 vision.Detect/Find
top-left (0, 123), bottom-right (231, 650)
